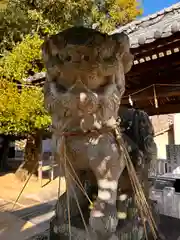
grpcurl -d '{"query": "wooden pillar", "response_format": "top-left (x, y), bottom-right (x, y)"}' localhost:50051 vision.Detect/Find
top-left (0, 135), bottom-right (10, 171)
top-left (49, 156), bottom-right (53, 181)
top-left (38, 160), bottom-right (43, 187)
top-left (174, 113), bottom-right (180, 145)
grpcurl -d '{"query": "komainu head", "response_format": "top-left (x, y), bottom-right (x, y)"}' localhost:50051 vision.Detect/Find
top-left (41, 27), bottom-right (133, 131)
top-left (42, 27), bottom-right (133, 90)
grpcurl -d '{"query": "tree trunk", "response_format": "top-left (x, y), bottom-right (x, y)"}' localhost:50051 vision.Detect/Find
top-left (0, 135), bottom-right (10, 171)
top-left (15, 133), bottom-right (42, 182)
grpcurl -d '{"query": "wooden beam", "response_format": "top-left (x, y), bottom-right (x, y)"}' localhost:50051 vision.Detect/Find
top-left (127, 71), bottom-right (180, 88)
top-left (120, 103), bottom-right (180, 116)
top-left (143, 103), bottom-right (180, 116)
top-left (122, 85), bottom-right (180, 104)
top-left (127, 75), bottom-right (180, 91)
top-left (127, 52), bottom-right (180, 77)
top-left (133, 39), bottom-right (180, 60)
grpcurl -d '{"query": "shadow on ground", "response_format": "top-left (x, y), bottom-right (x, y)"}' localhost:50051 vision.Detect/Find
top-left (0, 200), bottom-right (55, 240)
top-left (1, 199), bottom-right (180, 240)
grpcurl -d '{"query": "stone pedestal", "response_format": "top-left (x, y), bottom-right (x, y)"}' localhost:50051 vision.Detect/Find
top-left (49, 205), bottom-right (145, 240)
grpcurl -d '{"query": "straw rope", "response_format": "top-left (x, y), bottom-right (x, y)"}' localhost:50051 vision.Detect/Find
top-left (113, 126), bottom-right (158, 239)
top-left (58, 124), bottom-right (158, 239)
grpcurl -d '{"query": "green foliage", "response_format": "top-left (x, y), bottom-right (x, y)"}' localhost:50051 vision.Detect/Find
top-left (21, 0), bottom-right (142, 32)
top-left (0, 0), bottom-right (142, 55)
top-left (91, 0), bottom-right (143, 32)
top-left (0, 30), bottom-right (50, 136)
top-left (0, 4), bottom-right (33, 55)
top-left (0, 1), bottom-right (59, 55)
top-left (0, 35), bottom-right (51, 135)
top-left (0, 79), bottom-right (51, 135)
top-left (0, 34), bottom-right (44, 81)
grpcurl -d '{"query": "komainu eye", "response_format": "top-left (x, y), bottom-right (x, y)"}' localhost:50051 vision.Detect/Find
top-left (65, 55), bottom-right (72, 62)
top-left (82, 55), bottom-right (90, 61)
top-left (51, 54), bottom-right (64, 65)
top-left (103, 55), bottom-right (115, 63)
top-left (97, 77), bottom-right (110, 94)
top-left (56, 83), bottom-right (67, 93)
top-left (52, 78), bottom-right (67, 93)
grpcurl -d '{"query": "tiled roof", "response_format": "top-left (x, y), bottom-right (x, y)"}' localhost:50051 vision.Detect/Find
top-left (112, 3), bottom-right (180, 49)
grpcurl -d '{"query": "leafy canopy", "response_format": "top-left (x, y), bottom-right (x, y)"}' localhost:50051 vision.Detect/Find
top-left (0, 34), bottom-right (44, 81)
top-left (0, 33), bottom-right (50, 135)
top-left (0, 79), bottom-right (51, 135)
top-left (0, 0), bottom-right (142, 54)
top-left (0, 0), bottom-right (59, 56)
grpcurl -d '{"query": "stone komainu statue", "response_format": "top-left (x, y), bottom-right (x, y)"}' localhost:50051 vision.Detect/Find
top-left (118, 108), bottom-right (162, 239)
top-left (119, 108), bottom-right (157, 200)
top-left (41, 27), bottom-right (157, 240)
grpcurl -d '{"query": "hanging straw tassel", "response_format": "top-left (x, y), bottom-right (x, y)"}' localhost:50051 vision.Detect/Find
top-left (153, 85), bottom-right (159, 109)
top-left (61, 136), bottom-right (72, 240)
top-left (129, 95), bottom-right (133, 106)
top-left (113, 126), bottom-right (158, 239)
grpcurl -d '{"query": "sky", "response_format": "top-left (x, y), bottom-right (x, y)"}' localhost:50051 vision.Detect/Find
top-left (142, 0), bottom-right (179, 16)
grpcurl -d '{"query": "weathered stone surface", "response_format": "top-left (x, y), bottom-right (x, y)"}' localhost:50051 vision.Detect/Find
top-left (41, 26), bottom-right (160, 239)
top-left (42, 26), bottom-right (133, 239)
top-left (42, 26), bottom-right (160, 239)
